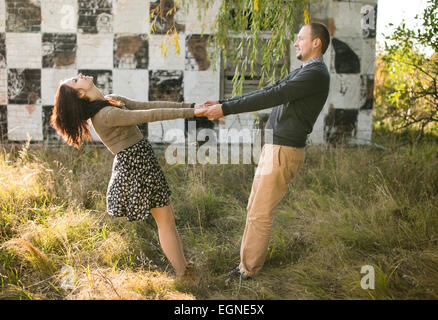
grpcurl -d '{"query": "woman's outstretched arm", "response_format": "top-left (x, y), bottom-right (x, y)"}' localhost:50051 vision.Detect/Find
top-left (99, 106), bottom-right (205, 127)
top-left (105, 94), bottom-right (194, 110)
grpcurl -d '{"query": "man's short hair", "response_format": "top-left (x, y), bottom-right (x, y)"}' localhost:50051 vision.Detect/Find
top-left (308, 22), bottom-right (331, 54)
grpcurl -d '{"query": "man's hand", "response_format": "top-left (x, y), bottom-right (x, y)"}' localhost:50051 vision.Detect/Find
top-left (204, 104), bottom-right (224, 121)
top-left (203, 100), bottom-right (219, 107)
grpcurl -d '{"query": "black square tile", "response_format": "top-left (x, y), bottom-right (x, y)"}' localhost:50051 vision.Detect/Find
top-left (5, 0), bottom-right (41, 32)
top-left (0, 105), bottom-right (7, 143)
top-left (114, 34), bottom-right (148, 69)
top-left (78, 69), bottom-right (112, 96)
top-left (149, 70), bottom-right (183, 102)
top-left (8, 69), bottom-right (41, 104)
top-left (42, 33), bottom-right (77, 68)
top-left (78, 0), bottom-right (113, 34)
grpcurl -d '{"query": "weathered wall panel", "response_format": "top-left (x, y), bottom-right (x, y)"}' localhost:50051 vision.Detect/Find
top-left (0, 0), bottom-right (376, 145)
top-left (308, 0), bottom-right (378, 145)
top-left (41, 0), bottom-right (78, 33)
top-left (0, 68), bottom-right (6, 104)
top-left (0, 0), bottom-right (5, 33)
top-left (7, 104), bottom-right (43, 141)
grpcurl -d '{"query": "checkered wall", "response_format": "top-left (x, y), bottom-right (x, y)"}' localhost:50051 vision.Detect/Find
top-left (304, 0), bottom-right (378, 145)
top-left (0, 0), bottom-right (377, 146)
top-left (0, 0), bottom-right (221, 144)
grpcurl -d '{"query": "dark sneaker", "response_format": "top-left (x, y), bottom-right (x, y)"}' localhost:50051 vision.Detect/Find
top-left (225, 266), bottom-right (250, 285)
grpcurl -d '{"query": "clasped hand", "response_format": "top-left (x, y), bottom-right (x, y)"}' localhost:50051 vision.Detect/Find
top-left (193, 100), bottom-right (224, 121)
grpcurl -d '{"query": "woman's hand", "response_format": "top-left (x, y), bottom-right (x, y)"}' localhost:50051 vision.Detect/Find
top-left (104, 94), bottom-right (126, 107)
top-left (194, 107), bottom-right (208, 117)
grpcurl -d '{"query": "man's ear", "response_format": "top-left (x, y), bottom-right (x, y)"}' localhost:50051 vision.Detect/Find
top-left (313, 38), bottom-right (322, 52)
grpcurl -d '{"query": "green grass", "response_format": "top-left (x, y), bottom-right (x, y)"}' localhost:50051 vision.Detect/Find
top-left (0, 127), bottom-right (437, 300)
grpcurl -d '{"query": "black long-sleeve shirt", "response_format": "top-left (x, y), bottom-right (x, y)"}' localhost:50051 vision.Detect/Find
top-left (220, 61), bottom-right (330, 148)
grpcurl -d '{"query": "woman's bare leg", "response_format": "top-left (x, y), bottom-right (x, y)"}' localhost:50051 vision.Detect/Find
top-left (150, 202), bottom-right (187, 276)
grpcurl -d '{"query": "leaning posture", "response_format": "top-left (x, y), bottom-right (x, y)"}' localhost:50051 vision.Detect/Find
top-left (51, 73), bottom-right (205, 277)
top-left (203, 23), bottom-right (331, 280)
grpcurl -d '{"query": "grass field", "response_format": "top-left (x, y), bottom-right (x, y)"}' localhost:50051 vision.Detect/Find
top-left (0, 128), bottom-right (437, 300)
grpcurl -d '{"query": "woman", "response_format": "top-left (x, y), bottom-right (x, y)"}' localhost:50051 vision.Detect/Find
top-left (51, 73), bottom-right (206, 277)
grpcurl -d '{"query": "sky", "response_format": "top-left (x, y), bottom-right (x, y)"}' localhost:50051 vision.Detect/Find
top-left (376, 0), bottom-right (430, 53)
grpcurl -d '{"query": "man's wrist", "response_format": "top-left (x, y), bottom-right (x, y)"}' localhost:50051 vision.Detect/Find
top-left (221, 102), bottom-right (232, 116)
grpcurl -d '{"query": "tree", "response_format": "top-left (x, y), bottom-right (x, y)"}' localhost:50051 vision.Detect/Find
top-left (376, 0), bottom-right (438, 140)
top-left (149, 0), bottom-right (312, 95)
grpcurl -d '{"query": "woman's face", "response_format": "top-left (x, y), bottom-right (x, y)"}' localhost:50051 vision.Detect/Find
top-left (62, 73), bottom-right (94, 99)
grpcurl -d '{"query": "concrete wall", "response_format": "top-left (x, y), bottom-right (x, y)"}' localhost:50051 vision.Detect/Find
top-left (0, 0), bottom-right (377, 146)
top-left (306, 0), bottom-right (378, 145)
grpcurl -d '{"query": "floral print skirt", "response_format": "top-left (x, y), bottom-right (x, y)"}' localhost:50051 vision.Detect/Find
top-left (107, 139), bottom-right (171, 221)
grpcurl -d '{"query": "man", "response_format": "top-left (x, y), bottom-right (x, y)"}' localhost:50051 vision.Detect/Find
top-left (203, 22), bottom-right (331, 280)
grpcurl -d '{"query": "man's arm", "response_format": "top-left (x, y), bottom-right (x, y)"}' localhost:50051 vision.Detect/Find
top-left (218, 77), bottom-right (288, 105)
top-left (221, 69), bottom-right (327, 116)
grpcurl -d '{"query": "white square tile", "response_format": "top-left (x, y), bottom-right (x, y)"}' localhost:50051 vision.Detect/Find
top-left (218, 113), bottom-right (256, 143)
top-left (41, 69), bottom-right (77, 105)
top-left (0, 0), bottom-right (5, 32)
top-left (77, 34), bottom-right (113, 69)
top-left (41, 0), bottom-right (78, 33)
top-left (362, 38), bottom-right (376, 74)
top-left (183, 0), bottom-right (221, 34)
top-left (7, 104), bottom-right (43, 141)
top-left (148, 119), bottom-right (185, 143)
top-left (183, 70), bottom-right (220, 104)
top-left (308, 103), bottom-right (331, 145)
top-left (309, 0), bottom-right (331, 19)
top-left (6, 33), bottom-right (42, 68)
top-left (355, 109), bottom-right (373, 143)
top-left (326, 74), bottom-right (362, 110)
top-left (148, 34), bottom-right (185, 70)
top-left (113, 0), bottom-right (149, 34)
top-left (331, 1), bottom-right (363, 38)
top-left (112, 69), bottom-right (149, 101)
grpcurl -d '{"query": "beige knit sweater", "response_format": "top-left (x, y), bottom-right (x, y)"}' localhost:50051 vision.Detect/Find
top-left (91, 94), bottom-right (194, 155)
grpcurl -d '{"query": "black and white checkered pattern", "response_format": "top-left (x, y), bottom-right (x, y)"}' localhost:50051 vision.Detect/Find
top-left (0, 0), bottom-right (220, 144)
top-left (0, 0), bottom-right (377, 146)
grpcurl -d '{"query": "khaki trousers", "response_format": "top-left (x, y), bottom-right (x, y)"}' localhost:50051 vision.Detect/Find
top-left (239, 144), bottom-right (305, 277)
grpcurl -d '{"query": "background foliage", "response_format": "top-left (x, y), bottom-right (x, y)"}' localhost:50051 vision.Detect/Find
top-left (152, 0), bottom-right (312, 95)
top-left (375, 0), bottom-right (438, 141)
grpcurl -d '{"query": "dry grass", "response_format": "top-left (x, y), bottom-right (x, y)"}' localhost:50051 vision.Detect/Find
top-left (0, 129), bottom-right (437, 300)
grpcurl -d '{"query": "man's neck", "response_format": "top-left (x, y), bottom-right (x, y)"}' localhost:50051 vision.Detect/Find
top-left (302, 55), bottom-right (323, 67)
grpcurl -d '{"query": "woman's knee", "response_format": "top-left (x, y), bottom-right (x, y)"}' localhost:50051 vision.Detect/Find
top-left (151, 205), bottom-right (176, 229)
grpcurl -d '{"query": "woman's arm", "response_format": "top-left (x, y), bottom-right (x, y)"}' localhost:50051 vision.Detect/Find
top-left (105, 94), bottom-right (194, 110)
top-left (100, 106), bottom-right (199, 127)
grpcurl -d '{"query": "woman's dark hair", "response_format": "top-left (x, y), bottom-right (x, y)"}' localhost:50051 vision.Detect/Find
top-left (50, 83), bottom-right (121, 149)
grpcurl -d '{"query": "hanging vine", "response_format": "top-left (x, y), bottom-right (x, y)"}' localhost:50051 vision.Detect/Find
top-left (149, 0), bottom-right (315, 95)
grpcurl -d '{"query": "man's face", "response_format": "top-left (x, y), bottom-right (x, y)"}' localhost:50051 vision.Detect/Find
top-left (293, 25), bottom-right (315, 62)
